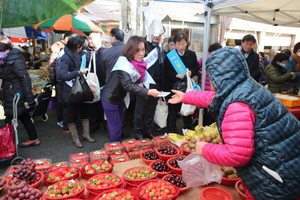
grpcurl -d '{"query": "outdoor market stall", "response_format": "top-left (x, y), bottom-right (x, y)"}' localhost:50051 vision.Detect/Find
top-left (0, 123), bottom-right (245, 200)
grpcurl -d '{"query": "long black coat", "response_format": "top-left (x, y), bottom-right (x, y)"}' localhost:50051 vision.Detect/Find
top-left (163, 49), bottom-right (199, 91)
top-left (1, 48), bottom-right (34, 116)
top-left (57, 46), bottom-right (84, 103)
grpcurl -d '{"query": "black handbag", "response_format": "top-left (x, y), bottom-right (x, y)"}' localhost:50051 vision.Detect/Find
top-left (172, 77), bottom-right (187, 92)
top-left (69, 73), bottom-right (94, 104)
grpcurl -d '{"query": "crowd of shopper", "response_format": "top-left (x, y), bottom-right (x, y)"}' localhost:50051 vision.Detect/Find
top-left (1, 20), bottom-right (300, 199)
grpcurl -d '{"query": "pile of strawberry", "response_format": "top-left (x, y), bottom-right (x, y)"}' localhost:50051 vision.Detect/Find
top-left (45, 180), bottom-right (83, 198)
top-left (139, 180), bottom-right (177, 199)
top-left (124, 167), bottom-right (156, 180)
top-left (46, 167), bottom-right (78, 182)
top-left (87, 174), bottom-right (122, 189)
top-left (83, 161), bottom-right (113, 174)
top-left (97, 189), bottom-right (135, 200)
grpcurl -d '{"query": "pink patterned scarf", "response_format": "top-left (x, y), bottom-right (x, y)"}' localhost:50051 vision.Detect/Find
top-left (130, 60), bottom-right (147, 82)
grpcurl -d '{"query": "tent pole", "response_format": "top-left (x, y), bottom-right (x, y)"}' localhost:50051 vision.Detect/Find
top-left (0, 0), bottom-right (4, 31)
top-left (198, 0), bottom-right (213, 126)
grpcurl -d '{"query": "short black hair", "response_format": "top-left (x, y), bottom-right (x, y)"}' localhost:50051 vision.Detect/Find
top-left (293, 42), bottom-right (300, 54)
top-left (271, 53), bottom-right (289, 65)
top-left (281, 49), bottom-right (292, 57)
top-left (110, 28), bottom-right (124, 42)
top-left (168, 36), bottom-right (174, 43)
top-left (242, 34), bottom-right (256, 43)
top-left (208, 42), bottom-right (222, 53)
top-left (174, 32), bottom-right (188, 43)
top-left (64, 31), bottom-right (74, 39)
top-left (66, 34), bottom-right (85, 54)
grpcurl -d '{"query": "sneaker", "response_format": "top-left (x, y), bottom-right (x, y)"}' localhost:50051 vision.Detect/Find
top-left (62, 130), bottom-right (71, 135)
top-left (57, 121), bottom-right (63, 128)
top-left (20, 139), bottom-right (40, 148)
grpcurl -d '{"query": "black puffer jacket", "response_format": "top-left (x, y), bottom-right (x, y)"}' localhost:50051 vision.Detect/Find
top-left (57, 46), bottom-right (84, 103)
top-left (101, 57), bottom-right (148, 105)
top-left (1, 48), bottom-right (34, 116)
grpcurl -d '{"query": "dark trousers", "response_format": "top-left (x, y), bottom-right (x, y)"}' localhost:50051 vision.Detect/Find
top-left (102, 100), bottom-right (125, 142)
top-left (167, 103), bottom-right (193, 134)
top-left (56, 82), bottom-right (68, 130)
top-left (89, 101), bottom-right (105, 130)
top-left (134, 95), bottom-right (157, 139)
top-left (66, 103), bottom-right (89, 124)
top-left (5, 112), bottom-right (37, 141)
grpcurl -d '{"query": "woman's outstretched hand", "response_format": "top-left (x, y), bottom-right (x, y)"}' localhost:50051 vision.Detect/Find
top-left (168, 90), bottom-right (184, 104)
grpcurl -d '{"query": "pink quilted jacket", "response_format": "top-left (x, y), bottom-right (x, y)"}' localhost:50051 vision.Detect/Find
top-left (182, 91), bottom-right (256, 167)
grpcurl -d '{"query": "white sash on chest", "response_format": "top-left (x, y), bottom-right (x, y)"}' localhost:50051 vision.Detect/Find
top-left (144, 48), bottom-right (158, 69)
top-left (112, 56), bottom-right (141, 108)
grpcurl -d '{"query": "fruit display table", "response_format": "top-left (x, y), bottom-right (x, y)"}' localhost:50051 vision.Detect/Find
top-left (0, 158), bottom-right (241, 199)
top-left (38, 159), bottom-right (241, 200)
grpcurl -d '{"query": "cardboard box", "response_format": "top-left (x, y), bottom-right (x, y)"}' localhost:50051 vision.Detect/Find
top-left (274, 93), bottom-right (300, 107)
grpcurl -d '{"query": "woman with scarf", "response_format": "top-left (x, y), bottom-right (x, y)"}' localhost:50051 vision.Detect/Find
top-left (101, 36), bottom-right (161, 142)
top-left (285, 42), bottom-right (300, 85)
top-left (0, 36), bottom-right (39, 148)
top-left (266, 53), bottom-right (295, 93)
top-left (131, 38), bottom-right (152, 140)
top-left (169, 47), bottom-right (300, 200)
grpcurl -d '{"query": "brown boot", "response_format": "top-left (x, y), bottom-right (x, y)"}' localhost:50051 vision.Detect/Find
top-left (68, 123), bottom-right (83, 148)
top-left (82, 119), bottom-right (95, 143)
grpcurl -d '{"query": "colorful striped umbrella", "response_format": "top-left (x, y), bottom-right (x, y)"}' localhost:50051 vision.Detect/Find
top-left (33, 13), bottom-right (102, 34)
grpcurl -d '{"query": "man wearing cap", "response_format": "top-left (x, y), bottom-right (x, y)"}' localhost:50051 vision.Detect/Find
top-left (133, 23), bottom-right (165, 140)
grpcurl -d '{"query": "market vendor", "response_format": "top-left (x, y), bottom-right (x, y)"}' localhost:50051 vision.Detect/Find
top-left (168, 47), bottom-right (300, 200)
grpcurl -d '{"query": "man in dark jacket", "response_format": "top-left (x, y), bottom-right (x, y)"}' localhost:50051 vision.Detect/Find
top-left (101, 28), bottom-right (125, 85)
top-left (240, 34), bottom-right (260, 82)
top-left (100, 28), bottom-right (127, 139)
top-left (86, 31), bottom-right (106, 133)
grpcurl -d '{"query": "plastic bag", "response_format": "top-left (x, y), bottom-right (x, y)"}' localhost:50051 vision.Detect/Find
top-left (178, 152), bottom-right (222, 187)
top-left (69, 73), bottom-right (93, 104)
top-left (84, 52), bottom-right (101, 103)
top-left (180, 74), bottom-right (197, 116)
top-left (154, 97), bottom-right (168, 128)
top-left (0, 124), bottom-right (16, 160)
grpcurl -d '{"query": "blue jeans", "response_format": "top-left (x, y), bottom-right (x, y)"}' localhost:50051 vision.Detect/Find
top-left (101, 100), bottom-right (125, 142)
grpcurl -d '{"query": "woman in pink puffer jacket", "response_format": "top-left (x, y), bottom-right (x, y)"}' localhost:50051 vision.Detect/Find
top-left (170, 47), bottom-right (300, 200)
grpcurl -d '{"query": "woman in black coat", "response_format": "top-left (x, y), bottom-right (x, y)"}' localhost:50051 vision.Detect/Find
top-left (57, 34), bottom-right (94, 148)
top-left (164, 32), bottom-right (199, 134)
top-left (0, 36), bottom-right (39, 148)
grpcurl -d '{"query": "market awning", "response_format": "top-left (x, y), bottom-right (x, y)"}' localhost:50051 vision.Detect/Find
top-left (0, 0), bottom-right (95, 28)
top-left (2, 27), bottom-right (47, 40)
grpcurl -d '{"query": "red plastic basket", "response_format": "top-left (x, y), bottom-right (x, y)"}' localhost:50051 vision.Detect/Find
top-left (0, 124), bottom-right (15, 161)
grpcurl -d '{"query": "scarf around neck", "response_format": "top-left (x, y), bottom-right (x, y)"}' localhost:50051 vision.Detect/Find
top-left (0, 50), bottom-right (9, 67)
top-left (292, 53), bottom-right (300, 72)
top-left (130, 59), bottom-right (147, 82)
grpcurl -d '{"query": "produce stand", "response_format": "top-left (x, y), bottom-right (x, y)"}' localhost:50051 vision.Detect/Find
top-left (28, 69), bottom-right (49, 95)
top-left (0, 159), bottom-right (240, 200)
top-left (0, 159), bottom-right (241, 199)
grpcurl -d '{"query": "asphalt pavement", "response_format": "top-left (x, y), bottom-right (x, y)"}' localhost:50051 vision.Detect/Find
top-left (0, 103), bottom-right (185, 175)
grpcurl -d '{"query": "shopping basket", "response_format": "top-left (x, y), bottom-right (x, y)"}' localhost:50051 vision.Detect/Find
top-left (0, 93), bottom-right (23, 164)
